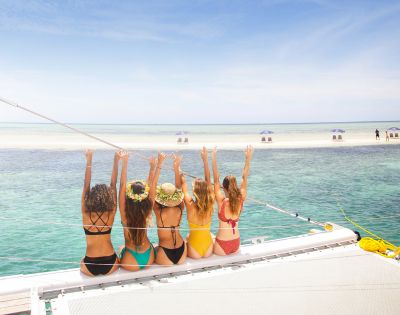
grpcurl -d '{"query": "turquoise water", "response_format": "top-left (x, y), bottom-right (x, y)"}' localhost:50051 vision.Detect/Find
top-left (0, 144), bottom-right (399, 277)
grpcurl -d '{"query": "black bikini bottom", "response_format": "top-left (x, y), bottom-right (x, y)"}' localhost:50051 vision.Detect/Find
top-left (160, 242), bottom-right (185, 264)
top-left (83, 253), bottom-right (117, 276)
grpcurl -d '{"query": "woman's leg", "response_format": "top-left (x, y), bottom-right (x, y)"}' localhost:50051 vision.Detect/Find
top-left (155, 246), bottom-right (174, 266)
top-left (203, 242), bottom-right (214, 258)
top-left (80, 259), bottom-right (93, 276)
top-left (176, 243), bottom-right (187, 264)
top-left (106, 257), bottom-right (120, 275)
top-left (213, 239), bottom-right (226, 256)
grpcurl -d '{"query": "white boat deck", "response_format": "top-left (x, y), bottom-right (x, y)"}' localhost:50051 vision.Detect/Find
top-left (1, 224), bottom-right (399, 315)
top-left (50, 244), bottom-right (400, 315)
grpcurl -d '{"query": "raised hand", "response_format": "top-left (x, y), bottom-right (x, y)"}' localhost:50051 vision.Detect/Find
top-left (212, 147), bottom-right (217, 158)
top-left (158, 152), bottom-right (166, 165)
top-left (201, 146), bottom-right (208, 161)
top-left (173, 154), bottom-right (182, 170)
top-left (245, 145), bottom-right (253, 160)
top-left (85, 149), bottom-right (93, 162)
top-left (120, 150), bottom-right (129, 162)
top-left (149, 156), bottom-right (156, 168)
top-left (115, 149), bottom-right (124, 160)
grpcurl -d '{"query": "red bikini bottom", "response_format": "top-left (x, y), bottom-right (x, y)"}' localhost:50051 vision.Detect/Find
top-left (215, 237), bottom-right (240, 255)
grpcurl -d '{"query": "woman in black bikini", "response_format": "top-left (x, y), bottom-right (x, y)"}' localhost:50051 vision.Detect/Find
top-left (153, 153), bottom-right (187, 265)
top-left (80, 149), bottom-right (121, 276)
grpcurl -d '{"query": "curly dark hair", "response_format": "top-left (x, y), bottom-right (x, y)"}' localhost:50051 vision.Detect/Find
top-left (84, 184), bottom-right (116, 213)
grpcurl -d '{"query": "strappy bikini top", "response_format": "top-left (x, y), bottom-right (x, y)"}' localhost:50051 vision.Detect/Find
top-left (218, 198), bottom-right (243, 234)
top-left (83, 209), bottom-right (112, 235)
top-left (157, 202), bottom-right (184, 248)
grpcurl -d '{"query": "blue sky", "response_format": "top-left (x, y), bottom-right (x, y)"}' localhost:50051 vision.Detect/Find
top-left (0, 0), bottom-right (399, 123)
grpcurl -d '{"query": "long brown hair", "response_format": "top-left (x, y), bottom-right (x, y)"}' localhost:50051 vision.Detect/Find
top-left (193, 178), bottom-right (214, 218)
top-left (125, 182), bottom-right (152, 246)
top-left (222, 175), bottom-right (242, 216)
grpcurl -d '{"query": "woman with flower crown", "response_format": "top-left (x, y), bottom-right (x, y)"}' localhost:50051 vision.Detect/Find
top-left (118, 151), bottom-right (165, 271)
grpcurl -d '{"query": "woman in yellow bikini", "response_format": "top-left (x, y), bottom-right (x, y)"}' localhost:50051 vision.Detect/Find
top-left (175, 147), bottom-right (215, 258)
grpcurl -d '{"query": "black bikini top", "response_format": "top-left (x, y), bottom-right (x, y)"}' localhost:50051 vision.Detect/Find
top-left (157, 202), bottom-right (184, 248)
top-left (83, 209), bottom-right (112, 235)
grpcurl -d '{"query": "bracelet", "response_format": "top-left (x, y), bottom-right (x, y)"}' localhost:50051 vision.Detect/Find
top-left (86, 165), bottom-right (92, 168)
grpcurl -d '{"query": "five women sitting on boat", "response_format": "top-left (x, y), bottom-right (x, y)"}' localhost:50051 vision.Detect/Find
top-left (80, 146), bottom-right (253, 276)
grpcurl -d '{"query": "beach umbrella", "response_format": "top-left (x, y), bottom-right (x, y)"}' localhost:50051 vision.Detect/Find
top-left (176, 131), bottom-right (188, 136)
top-left (387, 127), bottom-right (400, 131)
top-left (260, 130), bottom-right (274, 135)
top-left (331, 129), bottom-right (345, 133)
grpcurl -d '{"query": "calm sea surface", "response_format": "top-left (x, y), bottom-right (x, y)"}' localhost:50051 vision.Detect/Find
top-left (0, 123), bottom-right (399, 276)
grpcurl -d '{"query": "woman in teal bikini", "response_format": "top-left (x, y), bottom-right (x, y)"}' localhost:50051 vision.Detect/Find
top-left (118, 152), bottom-right (164, 271)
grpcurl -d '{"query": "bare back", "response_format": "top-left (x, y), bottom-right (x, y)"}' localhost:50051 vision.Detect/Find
top-left (216, 197), bottom-right (243, 240)
top-left (82, 205), bottom-right (116, 256)
top-left (154, 202), bottom-right (184, 248)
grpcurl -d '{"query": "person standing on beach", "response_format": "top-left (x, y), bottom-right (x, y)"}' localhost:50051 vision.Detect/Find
top-left (375, 129), bottom-right (380, 140)
top-left (386, 131), bottom-right (390, 142)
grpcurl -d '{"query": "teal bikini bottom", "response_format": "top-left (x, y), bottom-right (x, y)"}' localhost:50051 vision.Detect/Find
top-left (120, 244), bottom-right (154, 269)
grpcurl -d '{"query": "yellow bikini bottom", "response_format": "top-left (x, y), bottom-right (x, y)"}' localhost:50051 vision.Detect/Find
top-left (187, 221), bottom-right (213, 257)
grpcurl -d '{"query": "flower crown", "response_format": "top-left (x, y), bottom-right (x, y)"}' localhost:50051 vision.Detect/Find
top-left (126, 180), bottom-right (150, 202)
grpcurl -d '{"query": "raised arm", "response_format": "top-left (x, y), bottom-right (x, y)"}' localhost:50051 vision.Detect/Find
top-left (118, 151), bottom-right (129, 223)
top-left (149, 152), bottom-right (166, 203)
top-left (81, 149), bottom-right (93, 213)
top-left (173, 154), bottom-right (183, 189)
top-left (180, 173), bottom-right (193, 204)
top-left (240, 145), bottom-right (253, 200)
top-left (201, 147), bottom-right (211, 185)
top-left (147, 156), bottom-right (156, 186)
top-left (173, 154), bottom-right (192, 204)
top-left (211, 147), bottom-right (224, 203)
top-left (110, 150), bottom-right (122, 208)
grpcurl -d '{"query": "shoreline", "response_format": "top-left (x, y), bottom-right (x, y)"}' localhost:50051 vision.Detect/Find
top-left (1, 139), bottom-right (399, 150)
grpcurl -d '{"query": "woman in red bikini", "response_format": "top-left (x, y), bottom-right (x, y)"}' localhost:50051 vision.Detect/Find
top-left (212, 146), bottom-right (253, 255)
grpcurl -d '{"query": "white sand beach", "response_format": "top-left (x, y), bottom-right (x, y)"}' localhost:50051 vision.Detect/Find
top-left (1, 130), bottom-right (399, 150)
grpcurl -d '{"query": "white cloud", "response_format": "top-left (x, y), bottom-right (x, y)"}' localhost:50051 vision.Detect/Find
top-left (0, 0), bottom-right (399, 123)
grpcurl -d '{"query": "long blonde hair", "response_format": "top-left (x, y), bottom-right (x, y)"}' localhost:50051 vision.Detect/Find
top-left (222, 175), bottom-right (242, 216)
top-left (193, 178), bottom-right (214, 218)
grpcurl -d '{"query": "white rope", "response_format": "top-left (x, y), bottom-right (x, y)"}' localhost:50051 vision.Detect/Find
top-left (248, 197), bottom-right (325, 227)
top-left (0, 216), bottom-right (310, 231)
top-left (0, 252), bottom-right (372, 269)
top-left (0, 96), bottom-right (197, 178)
top-left (1, 212), bottom-right (398, 232)
top-left (0, 96), bottom-right (322, 224)
top-left (0, 255), bottom-right (146, 268)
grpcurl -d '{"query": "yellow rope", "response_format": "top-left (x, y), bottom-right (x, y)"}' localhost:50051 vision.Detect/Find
top-left (338, 205), bottom-right (399, 259)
